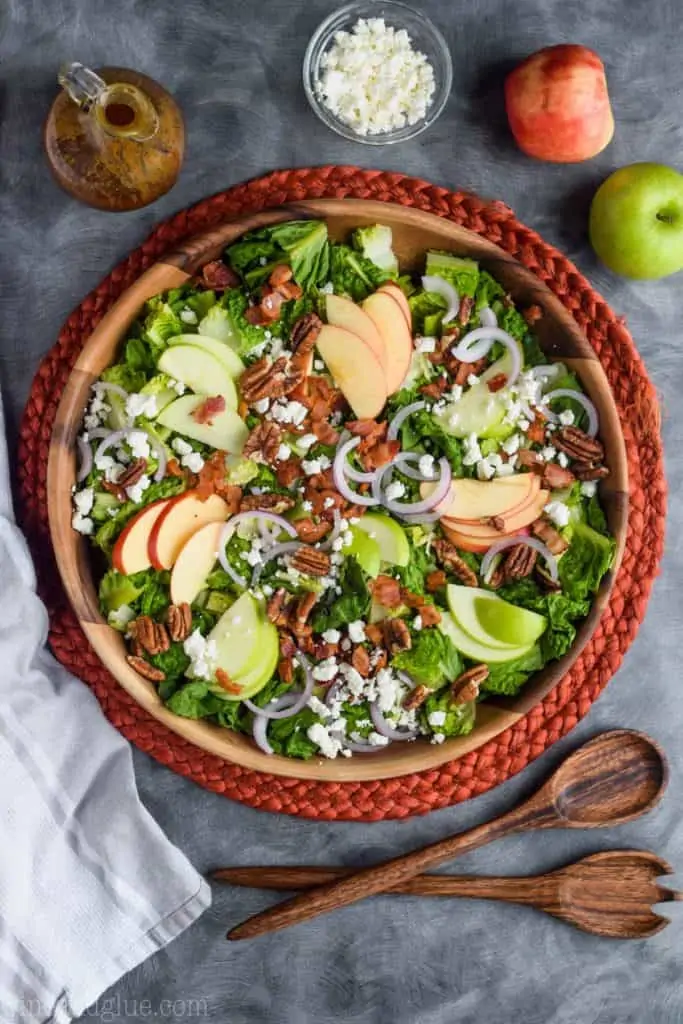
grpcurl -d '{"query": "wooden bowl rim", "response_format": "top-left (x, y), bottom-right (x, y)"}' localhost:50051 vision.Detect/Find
top-left (47, 198), bottom-right (629, 782)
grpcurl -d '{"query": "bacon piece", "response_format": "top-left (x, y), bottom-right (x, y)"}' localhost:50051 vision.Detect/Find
top-left (191, 395), bottom-right (226, 426)
top-left (200, 260), bottom-right (239, 290)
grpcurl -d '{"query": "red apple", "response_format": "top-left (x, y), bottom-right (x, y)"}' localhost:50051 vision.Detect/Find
top-left (362, 292), bottom-right (413, 396)
top-left (315, 324), bottom-right (388, 419)
top-left (112, 499), bottom-right (171, 575)
top-left (148, 491), bottom-right (229, 571)
top-left (505, 45), bottom-right (614, 163)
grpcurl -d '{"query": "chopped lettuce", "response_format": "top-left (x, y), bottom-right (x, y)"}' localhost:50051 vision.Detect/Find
top-left (408, 290), bottom-right (447, 336)
top-left (198, 303), bottom-right (241, 346)
top-left (99, 570), bottom-right (145, 613)
top-left (496, 578), bottom-right (591, 662)
top-left (225, 220), bottom-right (330, 290)
top-left (100, 362), bottom-right (146, 394)
top-left (425, 251), bottom-right (480, 297)
top-left (393, 529), bottom-right (437, 595)
top-left (351, 224), bottom-right (398, 274)
top-left (393, 628), bottom-right (463, 688)
top-left (419, 689), bottom-right (476, 737)
top-left (558, 522), bottom-right (615, 602)
top-left (481, 644), bottom-right (544, 696)
top-left (311, 557), bottom-right (371, 632)
top-left (166, 681), bottom-right (228, 720)
top-left (329, 244), bottom-right (392, 302)
top-left (142, 301), bottom-right (184, 353)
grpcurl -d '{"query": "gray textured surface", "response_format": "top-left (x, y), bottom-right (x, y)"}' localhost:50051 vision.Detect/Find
top-left (1, 1), bottom-right (682, 1021)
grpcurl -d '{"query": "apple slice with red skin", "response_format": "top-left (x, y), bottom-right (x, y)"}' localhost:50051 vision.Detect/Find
top-left (112, 498), bottom-right (171, 575)
top-left (170, 520), bottom-right (224, 606)
top-left (377, 283), bottom-right (412, 331)
top-left (362, 292), bottom-right (413, 396)
top-left (325, 295), bottom-right (387, 371)
top-left (148, 490), bottom-right (229, 571)
top-left (315, 324), bottom-right (387, 419)
top-left (441, 489), bottom-right (549, 550)
top-left (421, 474), bottom-right (538, 520)
top-left (450, 476), bottom-right (541, 526)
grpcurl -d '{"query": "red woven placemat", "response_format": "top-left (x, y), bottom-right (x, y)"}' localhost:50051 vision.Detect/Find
top-left (17, 167), bottom-right (665, 820)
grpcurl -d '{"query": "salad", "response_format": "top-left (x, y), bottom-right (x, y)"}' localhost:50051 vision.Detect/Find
top-left (71, 219), bottom-right (615, 761)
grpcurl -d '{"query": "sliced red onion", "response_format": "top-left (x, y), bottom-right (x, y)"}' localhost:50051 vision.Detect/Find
top-left (84, 427), bottom-right (111, 440)
top-left (92, 428), bottom-right (167, 481)
top-left (543, 389), bottom-right (599, 437)
top-left (332, 453), bottom-right (380, 508)
top-left (481, 536), bottom-right (559, 583)
top-left (387, 401), bottom-right (427, 442)
top-left (219, 510), bottom-right (296, 589)
top-left (370, 701), bottom-right (419, 741)
top-left (252, 694), bottom-right (302, 754)
top-left (246, 653), bottom-right (314, 720)
top-left (319, 510), bottom-right (342, 552)
top-left (324, 680), bottom-right (344, 707)
top-left (253, 512), bottom-right (298, 546)
top-left (479, 306), bottom-right (497, 328)
top-left (519, 401), bottom-right (538, 425)
top-left (342, 739), bottom-right (387, 754)
top-left (421, 275), bottom-right (459, 323)
top-left (76, 436), bottom-right (93, 483)
top-left (451, 325), bottom-right (521, 377)
top-left (373, 453), bottom-right (451, 516)
top-left (334, 435), bottom-right (377, 485)
top-left (251, 540), bottom-right (302, 585)
top-left (94, 382), bottom-right (128, 400)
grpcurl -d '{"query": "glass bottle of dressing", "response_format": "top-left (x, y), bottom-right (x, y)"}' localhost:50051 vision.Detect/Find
top-left (44, 63), bottom-right (184, 211)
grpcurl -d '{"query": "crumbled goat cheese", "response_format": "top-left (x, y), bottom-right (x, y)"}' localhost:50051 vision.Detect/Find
top-left (125, 393), bottom-right (157, 420)
top-left (413, 615), bottom-right (423, 631)
top-left (558, 409), bottom-right (575, 426)
top-left (319, 283), bottom-right (334, 296)
top-left (127, 430), bottom-right (150, 460)
top-left (463, 433), bottom-right (483, 467)
top-left (253, 398), bottom-right (270, 415)
top-left (367, 731), bottom-right (390, 747)
top-left (428, 710), bottom-right (447, 728)
top-left (541, 446), bottom-right (557, 462)
top-left (501, 433), bottom-right (522, 456)
top-left (183, 630), bottom-right (217, 681)
top-left (298, 433), bottom-right (318, 452)
top-left (307, 723), bottom-right (343, 759)
top-left (415, 336), bottom-right (436, 354)
top-left (384, 480), bottom-right (406, 502)
top-left (322, 628), bottom-right (341, 644)
top-left (431, 733), bottom-right (446, 744)
top-left (182, 451), bottom-right (205, 474)
top-left (270, 400), bottom-right (308, 426)
top-left (109, 604), bottom-right (135, 628)
top-left (172, 437), bottom-right (193, 457)
top-left (543, 500), bottom-right (571, 528)
top-left (73, 487), bottom-right (94, 516)
top-left (375, 668), bottom-right (400, 713)
top-left (466, 373), bottom-right (479, 388)
top-left (418, 453), bottom-right (435, 478)
top-left (171, 378), bottom-right (186, 395)
top-left (71, 512), bottom-right (93, 535)
top-left (126, 474), bottom-right (151, 504)
top-left (276, 443), bottom-right (291, 462)
top-left (580, 480), bottom-right (598, 498)
top-left (312, 658), bottom-right (339, 683)
top-left (316, 17), bottom-right (436, 137)
top-left (557, 451), bottom-right (569, 468)
top-left (307, 695), bottom-right (331, 719)
top-left (347, 620), bottom-right (366, 644)
top-left (476, 459), bottom-right (495, 481)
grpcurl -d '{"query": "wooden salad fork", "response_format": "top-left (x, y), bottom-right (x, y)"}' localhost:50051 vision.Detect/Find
top-left (225, 730), bottom-right (668, 940)
top-left (215, 850), bottom-right (681, 939)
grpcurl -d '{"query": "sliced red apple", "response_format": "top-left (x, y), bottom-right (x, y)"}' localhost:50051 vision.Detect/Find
top-left (148, 491), bottom-right (229, 571)
top-left (170, 520), bottom-right (224, 606)
top-left (325, 294), bottom-right (387, 370)
top-left (315, 324), bottom-right (387, 419)
top-left (112, 498), bottom-right (171, 575)
top-left (422, 474), bottom-right (538, 520)
top-left (362, 292), bottom-right (413, 396)
top-left (442, 488), bottom-right (549, 550)
top-left (378, 282), bottom-right (412, 331)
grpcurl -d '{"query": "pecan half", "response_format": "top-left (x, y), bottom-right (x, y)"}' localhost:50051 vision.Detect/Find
top-left (291, 591), bottom-right (318, 636)
top-left (554, 426), bottom-right (604, 463)
top-left (451, 664), bottom-right (489, 704)
top-left (117, 458), bottom-right (147, 490)
top-left (403, 684), bottom-right (432, 710)
top-left (276, 457), bottom-right (303, 487)
top-left (501, 543), bottom-right (538, 580)
top-left (425, 570), bottom-right (447, 592)
top-left (536, 563), bottom-right (562, 592)
top-left (192, 395), bottom-right (226, 425)
top-left (458, 295), bottom-right (474, 325)
top-left (383, 618), bottom-right (412, 655)
top-left (243, 421), bottom-right (283, 464)
top-left (370, 575), bottom-right (403, 608)
top-left (267, 589), bottom-right (291, 627)
top-left (290, 312), bottom-right (323, 355)
top-left (166, 603), bottom-right (192, 642)
top-left (215, 668), bottom-right (242, 694)
top-left (279, 631), bottom-right (297, 658)
top-left (541, 463), bottom-right (576, 490)
top-left (351, 646), bottom-right (371, 677)
top-left (278, 657), bottom-right (295, 684)
top-left (126, 655), bottom-right (165, 682)
top-left (433, 540), bottom-right (479, 587)
top-left (239, 493), bottom-right (296, 514)
top-left (290, 546), bottom-right (331, 577)
top-left (572, 462), bottom-right (610, 482)
top-left (131, 616), bottom-right (170, 656)
top-left (239, 357), bottom-right (300, 404)
top-left (531, 517), bottom-right (569, 555)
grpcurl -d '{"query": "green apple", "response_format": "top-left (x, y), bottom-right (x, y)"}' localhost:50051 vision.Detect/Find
top-left (433, 382), bottom-right (514, 441)
top-left (439, 610), bottom-right (533, 663)
top-left (346, 527), bottom-right (381, 578)
top-left (203, 593), bottom-right (263, 681)
top-left (218, 620), bottom-right (279, 700)
top-left (474, 595), bottom-right (546, 647)
top-left (446, 585), bottom-right (521, 650)
top-left (354, 512), bottom-right (410, 567)
top-left (157, 346), bottom-right (238, 408)
top-left (169, 333), bottom-right (245, 378)
top-left (157, 395), bottom-right (248, 452)
top-left (589, 163), bottom-right (683, 279)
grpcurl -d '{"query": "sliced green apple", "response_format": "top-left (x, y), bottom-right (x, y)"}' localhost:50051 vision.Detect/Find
top-left (439, 609), bottom-right (533, 663)
top-left (475, 595), bottom-right (546, 647)
top-left (157, 395), bottom-right (249, 453)
top-left (346, 527), bottom-right (381, 578)
top-left (213, 620), bottom-right (279, 701)
top-left (157, 346), bottom-right (238, 409)
top-left (354, 512), bottom-right (410, 567)
top-left (446, 585), bottom-right (522, 650)
top-left (169, 333), bottom-right (245, 378)
top-left (433, 383), bottom-right (513, 440)
top-left (203, 593), bottom-right (264, 684)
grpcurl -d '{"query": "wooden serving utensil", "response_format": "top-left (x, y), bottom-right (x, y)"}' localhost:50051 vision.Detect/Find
top-left (227, 730), bottom-right (667, 941)
top-left (215, 851), bottom-right (680, 939)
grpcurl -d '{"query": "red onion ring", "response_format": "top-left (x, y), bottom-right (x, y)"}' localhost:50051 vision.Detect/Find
top-left (324, 680), bottom-right (344, 707)
top-left (252, 694), bottom-right (302, 754)
top-left (530, 364), bottom-right (561, 383)
top-left (481, 536), bottom-right (559, 583)
top-left (342, 739), bottom-right (387, 754)
top-left (421, 275), bottom-right (459, 323)
top-left (370, 702), bottom-right (419, 741)
top-left (479, 306), bottom-right (497, 328)
top-left (334, 435), bottom-right (376, 484)
top-left (542, 389), bottom-right (599, 437)
top-left (451, 327), bottom-right (522, 386)
top-left (251, 541), bottom-right (303, 585)
top-left (76, 437), bottom-right (93, 483)
top-left (319, 510), bottom-right (343, 552)
top-left (387, 401), bottom-right (427, 442)
top-left (94, 382), bottom-right (128, 401)
top-left (372, 453), bottom-right (451, 516)
top-left (93, 428), bottom-right (167, 482)
top-left (218, 512), bottom-right (297, 589)
top-left (331, 452), bottom-right (380, 507)
top-left (245, 653), bottom-right (314, 720)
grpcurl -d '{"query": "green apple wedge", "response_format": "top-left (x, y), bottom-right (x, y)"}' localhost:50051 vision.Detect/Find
top-left (168, 333), bottom-right (245, 378)
top-left (589, 163), bottom-right (683, 279)
top-left (197, 593), bottom-right (263, 684)
top-left (446, 585), bottom-right (525, 650)
top-left (157, 395), bottom-right (248, 452)
top-left (439, 609), bottom-right (534, 663)
top-left (353, 512), bottom-right (410, 567)
top-left (433, 343), bottom-right (523, 441)
top-left (474, 594), bottom-right (546, 647)
top-left (211, 620), bottom-right (280, 701)
top-left (157, 346), bottom-right (238, 409)
top-left (346, 528), bottom-right (381, 578)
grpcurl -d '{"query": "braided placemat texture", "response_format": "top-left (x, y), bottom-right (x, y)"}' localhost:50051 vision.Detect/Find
top-left (17, 167), bottom-right (666, 820)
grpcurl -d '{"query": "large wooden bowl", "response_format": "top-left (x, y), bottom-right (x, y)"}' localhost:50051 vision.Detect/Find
top-left (48, 200), bottom-right (628, 781)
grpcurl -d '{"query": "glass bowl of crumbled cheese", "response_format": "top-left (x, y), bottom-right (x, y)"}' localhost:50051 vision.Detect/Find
top-left (303, 1), bottom-right (452, 144)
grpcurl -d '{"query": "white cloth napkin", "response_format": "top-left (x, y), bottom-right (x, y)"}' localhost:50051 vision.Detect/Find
top-left (0, 391), bottom-right (210, 1023)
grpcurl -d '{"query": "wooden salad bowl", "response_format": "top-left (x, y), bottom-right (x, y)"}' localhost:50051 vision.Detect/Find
top-left (47, 199), bottom-right (629, 782)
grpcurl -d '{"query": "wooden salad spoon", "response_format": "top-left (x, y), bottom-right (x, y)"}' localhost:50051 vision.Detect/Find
top-left (226, 730), bottom-right (667, 941)
top-left (215, 850), bottom-right (680, 939)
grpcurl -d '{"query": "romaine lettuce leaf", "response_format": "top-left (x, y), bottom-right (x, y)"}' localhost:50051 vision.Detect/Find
top-left (558, 522), bottom-right (615, 601)
top-left (329, 244), bottom-right (392, 302)
top-left (225, 220), bottom-right (330, 290)
top-left (408, 290), bottom-right (447, 336)
top-left (424, 252), bottom-right (480, 297)
top-left (351, 224), bottom-right (398, 274)
top-left (311, 557), bottom-right (371, 632)
top-left (481, 644), bottom-right (544, 695)
top-left (419, 689), bottom-right (476, 737)
top-left (393, 628), bottom-right (463, 688)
